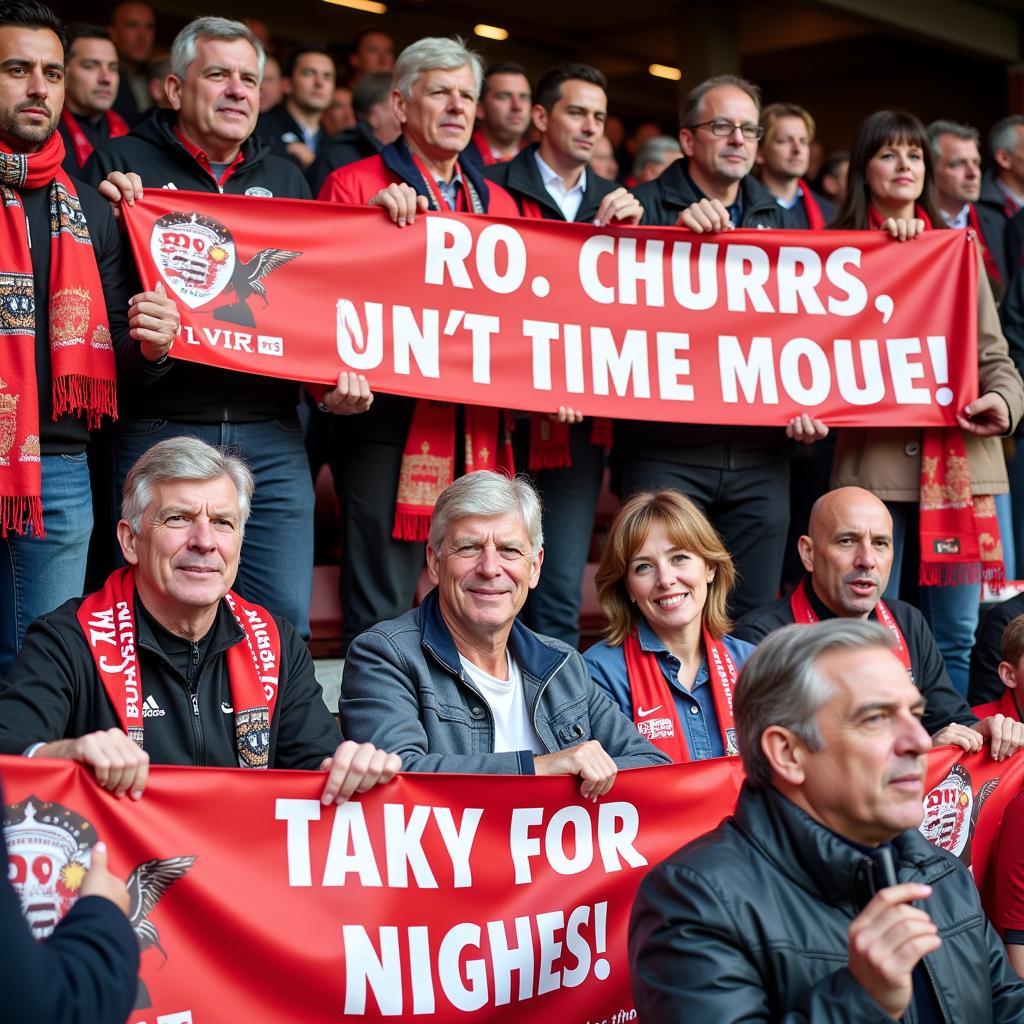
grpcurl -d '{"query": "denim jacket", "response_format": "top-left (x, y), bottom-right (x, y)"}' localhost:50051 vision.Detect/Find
top-left (339, 590), bottom-right (669, 774)
top-left (583, 621), bottom-right (754, 760)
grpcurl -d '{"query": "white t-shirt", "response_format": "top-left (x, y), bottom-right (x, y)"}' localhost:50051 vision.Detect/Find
top-left (458, 654), bottom-right (546, 755)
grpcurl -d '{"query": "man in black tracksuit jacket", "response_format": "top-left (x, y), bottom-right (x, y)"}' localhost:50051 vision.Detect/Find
top-left (480, 62), bottom-right (643, 648)
top-left (0, 435), bottom-right (399, 800)
top-left (631, 619), bottom-right (1024, 1022)
top-left (81, 18), bottom-right (370, 643)
top-left (621, 74), bottom-right (800, 618)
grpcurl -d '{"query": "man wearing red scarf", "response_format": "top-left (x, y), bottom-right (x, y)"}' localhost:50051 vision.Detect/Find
top-left (0, 1), bottom-right (176, 678)
top-left (56, 24), bottom-right (127, 177)
top-left (318, 37), bottom-right (521, 654)
top-left (734, 487), bottom-right (1024, 760)
top-left (0, 436), bottom-right (401, 805)
top-left (755, 102), bottom-right (835, 230)
top-left (461, 62), bottom-right (531, 170)
top-left (480, 60), bottom-right (642, 647)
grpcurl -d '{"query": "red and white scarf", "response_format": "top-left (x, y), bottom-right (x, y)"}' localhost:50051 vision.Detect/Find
top-left (868, 204), bottom-right (1004, 589)
top-left (390, 157), bottom-right (512, 540)
top-left (0, 131), bottom-right (116, 538)
top-left (393, 403), bottom-right (514, 540)
top-left (623, 626), bottom-right (739, 762)
top-left (60, 108), bottom-right (129, 170)
top-left (76, 567), bottom-right (281, 768)
top-left (789, 577), bottom-right (912, 673)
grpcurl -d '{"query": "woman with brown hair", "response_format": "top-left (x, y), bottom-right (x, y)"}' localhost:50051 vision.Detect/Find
top-left (583, 489), bottom-right (754, 762)
top-left (829, 110), bottom-right (1024, 695)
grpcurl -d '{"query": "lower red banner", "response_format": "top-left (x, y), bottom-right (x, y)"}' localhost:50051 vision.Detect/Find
top-left (2, 748), bottom-right (1020, 1022)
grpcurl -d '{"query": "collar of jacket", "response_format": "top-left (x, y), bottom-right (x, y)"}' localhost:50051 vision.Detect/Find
top-left (502, 142), bottom-right (609, 222)
top-left (416, 587), bottom-right (567, 681)
top-left (380, 134), bottom-right (493, 210)
top-left (979, 167), bottom-right (1012, 210)
top-left (655, 157), bottom-right (779, 220)
top-left (135, 591), bottom-right (246, 672)
top-left (735, 783), bottom-right (955, 905)
top-left (137, 108), bottom-right (270, 174)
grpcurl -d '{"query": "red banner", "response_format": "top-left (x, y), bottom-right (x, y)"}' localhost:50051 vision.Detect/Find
top-left (122, 193), bottom-right (979, 427)
top-left (4, 747), bottom-right (1021, 1023)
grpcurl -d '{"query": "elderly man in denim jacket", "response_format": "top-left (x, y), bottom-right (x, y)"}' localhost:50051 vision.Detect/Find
top-left (340, 472), bottom-right (669, 799)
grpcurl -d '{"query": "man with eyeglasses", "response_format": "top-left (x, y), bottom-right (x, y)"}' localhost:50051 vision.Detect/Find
top-left (618, 75), bottom-right (809, 620)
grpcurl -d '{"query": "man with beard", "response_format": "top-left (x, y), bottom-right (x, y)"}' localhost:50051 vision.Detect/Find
top-left (0, 0), bottom-right (176, 677)
top-left (734, 487), bottom-right (1024, 757)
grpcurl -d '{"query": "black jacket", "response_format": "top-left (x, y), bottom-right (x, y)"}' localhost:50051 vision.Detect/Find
top-left (979, 169), bottom-right (1015, 284)
top-left (633, 156), bottom-right (792, 229)
top-left (308, 120), bottom-right (383, 196)
top-left (733, 579), bottom-right (977, 735)
top-left (614, 159), bottom-right (792, 466)
top-left (0, 593), bottom-right (341, 769)
top-left (969, 592), bottom-right (1024, 705)
top-left (0, 782), bottom-right (139, 1024)
top-left (254, 103), bottom-right (322, 170)
top-left (21, 179), bottom-right (129, 455)
top-left (82, 110), bottom-right (312, 423)
top-left (480, 142), bottom-right (622, 222)
top-left (631, 782), bottom-right (1024, 1023)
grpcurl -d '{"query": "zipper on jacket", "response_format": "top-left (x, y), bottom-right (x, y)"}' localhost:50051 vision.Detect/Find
top-left (530, 651), bottom-right (571, 745)
top-left (921, 956), bottom-right (952, 1024)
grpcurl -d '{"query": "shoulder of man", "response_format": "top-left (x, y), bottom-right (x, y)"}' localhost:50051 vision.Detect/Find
top-left (732, 593), bottom-right (795, 644)
top-left (633, 159), bottom-right (694, 223)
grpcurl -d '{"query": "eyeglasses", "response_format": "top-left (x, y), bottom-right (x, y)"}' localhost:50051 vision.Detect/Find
top-left (690, 119), bottom-right (764, 141)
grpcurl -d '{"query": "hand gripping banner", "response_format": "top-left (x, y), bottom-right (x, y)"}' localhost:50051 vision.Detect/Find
top-left (123, 192), bottom-right (980, 427)
top-left (4, 747), bottom-right (1022, 1023)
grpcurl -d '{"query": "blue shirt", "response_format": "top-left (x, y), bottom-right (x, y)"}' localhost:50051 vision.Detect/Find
top-left (583, 620), bottom-right (754, 760)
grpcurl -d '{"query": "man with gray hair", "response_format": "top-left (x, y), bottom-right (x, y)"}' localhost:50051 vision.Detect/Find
top-left (633, 135), bottom-right (681, 184)
top-left (318, 37), bottom-right (519, 654)
top-left (929, 118), bottom-right (1009, 284)
top-left (82, 15), bottom-right (374, 642)
top-left (340, 470), bottom-right (668, 793)
top-left (0, 436), bottom-right (402, 806)
top-left (631, 619), bottom-right (1024, 1021)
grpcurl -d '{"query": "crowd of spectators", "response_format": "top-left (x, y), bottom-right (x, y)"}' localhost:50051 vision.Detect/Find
top-left (9, 0), bottom-right (1024, 1017)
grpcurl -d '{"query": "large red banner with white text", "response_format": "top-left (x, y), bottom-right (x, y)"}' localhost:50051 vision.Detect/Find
top-left (4, 747), bottom-right (1021, 1023)
top-left (122, 192), bottom-right (979, 427)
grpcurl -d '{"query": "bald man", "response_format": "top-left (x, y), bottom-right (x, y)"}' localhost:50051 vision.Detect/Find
top-left (734, 487), bottom-right (1024, 757)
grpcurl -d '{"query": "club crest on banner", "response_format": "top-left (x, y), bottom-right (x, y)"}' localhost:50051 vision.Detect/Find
top-left (4, 795), bottom-right (94, 939)
top-left (151, 211), bottom-right (236, 309)
top-left (920, 763), bottom-right (976, 858)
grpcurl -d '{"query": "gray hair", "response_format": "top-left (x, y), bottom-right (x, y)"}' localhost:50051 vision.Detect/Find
top-left (927, 119), bottom-right (979, 160)
top-left (735, 619), bottom-right (895, 789)
top-left (428, 471), bottom-right (543, 557)
top-left (170, 16), bottom-right (265, 82)
top-left (121, 436), bottom-right (255, 537)
top-left (633, 135), bottom-right (681, 177)
top-left (392, 36), bottom-right (484, 102)
top-left (989, 114), bottom-right (1024, 160)
top-left (680, 73), bottom-right (761, 130)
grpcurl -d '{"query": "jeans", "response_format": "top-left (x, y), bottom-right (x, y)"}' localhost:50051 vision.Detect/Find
top-left (113, 418), bottom-right (314, 638)
top-left (885, 501), bottom-right (978, 698)
top-left (1, 452), bottom-right (93, 677)
top-left (996, 491), bottom-right (1016, 580)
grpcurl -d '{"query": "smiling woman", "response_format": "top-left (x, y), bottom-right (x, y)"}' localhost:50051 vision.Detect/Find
top-left (583, 489), bottom-right (755, 763)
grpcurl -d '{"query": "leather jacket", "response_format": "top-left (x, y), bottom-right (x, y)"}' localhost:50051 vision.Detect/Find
top-left (630, 782), bottom-right (1024, 1022)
